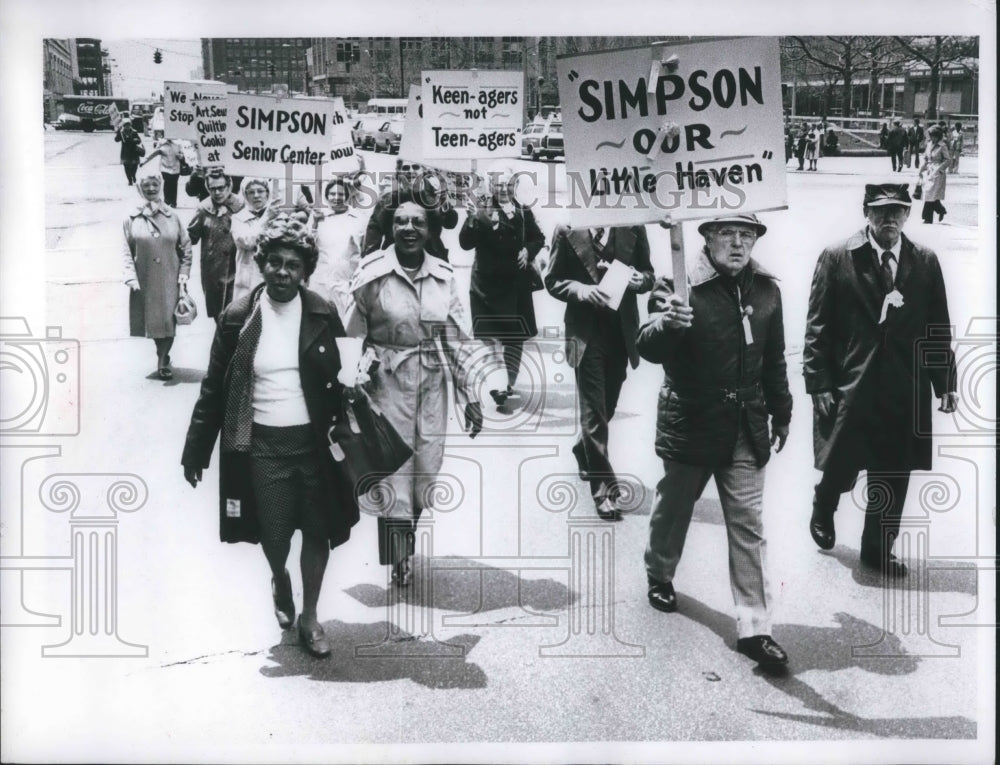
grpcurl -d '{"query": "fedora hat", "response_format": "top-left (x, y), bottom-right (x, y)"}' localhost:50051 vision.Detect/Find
top-left (697, 213), bottom-right (767, 238)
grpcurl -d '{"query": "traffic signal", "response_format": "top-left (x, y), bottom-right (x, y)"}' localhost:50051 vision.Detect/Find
top-left (153, 49), bottom-right (162, 64)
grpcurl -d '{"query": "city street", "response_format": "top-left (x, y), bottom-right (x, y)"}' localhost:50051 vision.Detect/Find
top-left (1, 128), bottom-right (993, 760)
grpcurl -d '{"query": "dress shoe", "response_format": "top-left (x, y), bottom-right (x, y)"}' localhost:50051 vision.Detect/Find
top-left (809, 511), bottom-right (836, 550)
top-left (297, 618), bottom-right (331, 658)
top-left (647, 578), bottom-right (677, 613)
top-left (489, 388), bottom-right (509, 408)
top-left (391, 556), bottom-right (412, 587)
top-left (736, 635), bottom-right (789, 666)
top-left (595, 497), bottom-right (621, 522)
top-left (271, 568), bottom-right (295, 629)
top-left (860, 550), bottom-right (908, 578)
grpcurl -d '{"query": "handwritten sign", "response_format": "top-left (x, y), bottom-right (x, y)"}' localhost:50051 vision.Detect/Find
top-left (222, 92), bottom-right (355, 180)
top-left (399, 84), bottom-right (471, 174)
top-left (557, 37), bottom-right (786, 228)
top-left (421, 70), bottom-right (522, 160)
top-left (108, 103), bottom-right (123, 131)
top-left (164, 80), bottom-right (228, 141)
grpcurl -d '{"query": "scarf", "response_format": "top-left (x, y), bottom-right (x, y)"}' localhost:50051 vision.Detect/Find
top-left (221, 290), bottom-right (265, 453)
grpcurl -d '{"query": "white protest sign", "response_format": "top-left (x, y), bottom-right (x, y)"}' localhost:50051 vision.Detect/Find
top-left (399, 84), bottom-right (473, 174)
top-left (557, 37), bottom-right (786, 228)
top-left (421, 70), bottom-right (522, 160)
top-left (108, 103), bottom-right (123, 131)
top-left (164, 80), bottom-right (228, 141)
top-left (223, 92), bottom-right (355, 180)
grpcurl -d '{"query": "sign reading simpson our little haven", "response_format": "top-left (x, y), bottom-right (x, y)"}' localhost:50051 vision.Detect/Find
top-left (421, 70), bottom-right (522, 160)
top-left (164, 80), bottom-right (228, 141)
top-left (223, 92), bottom-right (356, 179)
top-left (557, 37), bottom-right (787, 228)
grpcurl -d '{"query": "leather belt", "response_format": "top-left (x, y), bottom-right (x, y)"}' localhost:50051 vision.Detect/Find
top-left (666, 382), bottom-right (762, 403)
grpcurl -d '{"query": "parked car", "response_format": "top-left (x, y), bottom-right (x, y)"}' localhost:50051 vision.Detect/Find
top-left (373, 119), bottom-right (404, 154)
top-left (352, 117), bottom-right (383, 150)
top-left (521, 121), bottom-right (564, 161)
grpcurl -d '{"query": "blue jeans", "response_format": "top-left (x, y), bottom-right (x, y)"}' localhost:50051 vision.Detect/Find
top-left (646, 426), bottom-right (773, 639)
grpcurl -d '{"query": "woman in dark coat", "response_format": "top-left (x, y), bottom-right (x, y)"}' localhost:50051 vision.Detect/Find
top-left (182, 213), bottom-right (359, 659)
top-left (459, 166), bottom-right (545, 402)
top-left (115, 123), bottom-right (145, 186)
top-left (187, 171), bottom-right (245, 321)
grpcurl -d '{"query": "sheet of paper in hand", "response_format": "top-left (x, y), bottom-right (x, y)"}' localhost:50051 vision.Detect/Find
top-left (557, 37), bottom-right (787, 228)
top-left (598, 259), bottom-right (634, 311)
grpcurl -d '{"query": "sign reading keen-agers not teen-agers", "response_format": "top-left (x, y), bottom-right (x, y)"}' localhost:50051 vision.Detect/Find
top-left (223, 92), bottom-right (355, 179)
top-left (164, 80), bottom-right (228, 142)
top-left (557, 37), bottom-right (787, 228)
top-left (421, 70), bottom-right (522, 160)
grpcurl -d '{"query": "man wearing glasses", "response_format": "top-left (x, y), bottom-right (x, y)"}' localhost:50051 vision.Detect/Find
top-left (636, 213), bottom-right (793, 670)
top-left (804, 184), bottom-right (958, 578)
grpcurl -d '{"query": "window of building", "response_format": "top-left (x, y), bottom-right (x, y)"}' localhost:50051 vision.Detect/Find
top-left (336, 41), bottom-right (360, 64)
top-left (401, 37), bottom-right (422, 52)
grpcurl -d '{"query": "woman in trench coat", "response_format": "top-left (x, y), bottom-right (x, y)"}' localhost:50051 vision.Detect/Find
top-left (918, 126), bottom-right (951, 224)
top-left (122, 172), bottom-right (192, 379)
top-left (346, 201), bottom-right (484, 586)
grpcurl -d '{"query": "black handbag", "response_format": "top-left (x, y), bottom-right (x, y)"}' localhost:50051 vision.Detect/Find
top-left (326, 388), bottom-right (413, 499)
top-left (179, 156), bottom-right (193, 176)
top-left (913, 181), bottom-right (923, 200)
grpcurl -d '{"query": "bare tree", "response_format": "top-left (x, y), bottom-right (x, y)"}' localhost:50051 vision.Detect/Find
top-left (786, 36), bottom-right (869, 117)
top-left (891, 36), bottom-right (978, 119)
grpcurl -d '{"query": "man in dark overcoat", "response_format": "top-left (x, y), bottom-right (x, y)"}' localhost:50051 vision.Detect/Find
top-left (804, 183), bottom-right (958, 578)
top-left (545, 222), bottom-right (654, 520)
top-left (886, 120), bottom-right (908, 173)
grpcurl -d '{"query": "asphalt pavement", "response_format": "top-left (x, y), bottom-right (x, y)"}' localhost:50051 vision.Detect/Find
top-left (0, 130), bottom-right (993, 763)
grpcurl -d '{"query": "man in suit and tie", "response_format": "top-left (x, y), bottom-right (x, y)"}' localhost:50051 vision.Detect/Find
top-left (804, 183), bottom-right (958, 578)
top-left (545, 222), bottom-right (655, 520)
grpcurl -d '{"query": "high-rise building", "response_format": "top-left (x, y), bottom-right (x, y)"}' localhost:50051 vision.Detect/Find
top-left (43, 39), bottom-right (74, 121)
top-left (72, 38), bottom-right (107, 96)
top-left (202, 38), bottom-right (310, 94)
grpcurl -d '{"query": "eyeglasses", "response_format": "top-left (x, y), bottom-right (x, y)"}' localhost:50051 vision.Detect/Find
top-left (714, 228), bottom-right (757, 242)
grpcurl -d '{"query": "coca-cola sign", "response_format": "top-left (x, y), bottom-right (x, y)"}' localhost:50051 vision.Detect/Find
top-left (77, 103), bottom-right (113, 115)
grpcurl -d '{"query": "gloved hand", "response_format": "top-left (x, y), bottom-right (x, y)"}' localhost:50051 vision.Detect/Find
top-left (465, 402), bottom-right (483, 439)
top-left (770, 422), bottom-right (789, 452)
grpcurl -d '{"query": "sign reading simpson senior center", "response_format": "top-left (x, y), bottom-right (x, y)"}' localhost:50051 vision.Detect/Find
top-left (557, 37), bottom-right (787, 228)
top-left (223, 93), bottom-right (355, 179)
top-left (421, 70), bottom-right (522, 160)
top-left (164, 80), bottom-right (228, 141)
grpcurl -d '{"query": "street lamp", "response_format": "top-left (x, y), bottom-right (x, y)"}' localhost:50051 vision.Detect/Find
top-left (536, 76), bottom-right (544, 118)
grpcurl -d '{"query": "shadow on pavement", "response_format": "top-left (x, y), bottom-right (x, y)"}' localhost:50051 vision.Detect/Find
top-left (144, 367), bottom-right (205, 386)
top-left (678, 594), bottom-right (977, 739)
top-left (821, 546), bottom-right (978, 594)
top-left (345, 556), bottom-right (575, 615)
top-left (260, 620), bottom-right (487, 689)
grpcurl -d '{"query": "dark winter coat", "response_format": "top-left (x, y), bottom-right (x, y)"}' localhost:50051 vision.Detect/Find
top-left (803, 228), bottom-right (956, 473)
top-left (636, 250), bottom-right (793, 468)
top-left (181, 285), bottom-right (360, 548)
top-left (544, 224), bottom-right (654, 370)
top-left (187, 194), bottom-right (245, 319)
top-left (460, 197), bottom-right (545, 340)
top-left (115, 128), bottom-right (145, 163)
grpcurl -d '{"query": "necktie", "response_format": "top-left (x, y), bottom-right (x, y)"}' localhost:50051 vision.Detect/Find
top-left (879, 251), bottom-right (895, 293)
top-left (592, 228), bottom-right (605, 252)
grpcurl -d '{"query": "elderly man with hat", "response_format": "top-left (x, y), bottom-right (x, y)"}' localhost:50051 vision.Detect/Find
top-left (804, 184), bottom-right (958, 578)
top-left (636, 212), bottom-right (793, 669)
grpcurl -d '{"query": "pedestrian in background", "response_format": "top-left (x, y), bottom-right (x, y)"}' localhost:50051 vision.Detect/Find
top-left (140, 137), bottom-right (183, 207)
top-left (347, 202), bottom-right (483, 587)
top-left (637, 213), bottom-right (792, 671)
top-left (804, 124), bottom-right (819, 171)
top-left (231, 178), bottom-right (274, 303)
top-left (114, 122), bottom-right (145, 186)
top-left (907, 117), bottom-right (925, 170)
top-left (187, 170), bottom-right (244, 322)
top-left (948, 122), bottom-right (964, 173)
top-left (804, 183), bottom-right (958, 578)
top-left (544, 219), bottom-right (654, 521)
top-left (122, 172), bottom-right (192, 380)
top-left (886, 120), bottom-right (907, 173)
top-left (310, 177), bottom-right (365, 320)
top-left (879, 122), bottom-right (889, 149)
top-left (918, 125), bottom-right (951, 224)
top-left (460, 164), bottom-right (546, 406)
top-left (794, 124), bottom-right (808, 171)
top-left (182, 213), bottom-right (359, 659)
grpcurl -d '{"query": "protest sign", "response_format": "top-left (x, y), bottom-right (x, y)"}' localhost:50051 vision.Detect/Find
top-left (421, 70), bottom-right (522, 160)
top-left (222, 92), bottom-right (355, 180)
top-left (164, 80), bottom-right (228, 141)
top-left (399, 84), bottom-right (473, 175)
top-left (108, 103), bottom-right (123, 131)
top-left (557, 37), bottom-right (786, 228)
